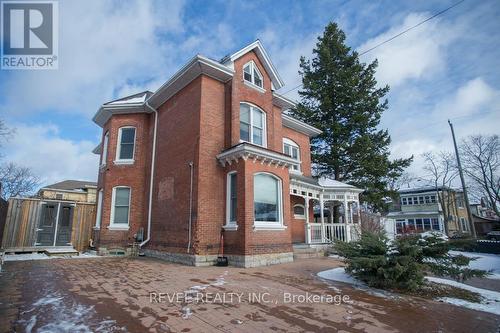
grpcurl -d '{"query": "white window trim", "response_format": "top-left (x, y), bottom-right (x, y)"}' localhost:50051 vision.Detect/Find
top-left (114, 126), bottom-right (136, 165)
top-left (243, 60), bottom-right (265, 92)
top-left (253, 172), bottom-right (285, 230)
top-left (293, 204), bottom-right (306, 219)
top-left (94, 189), bottom-right (103, 229)
top-left (109, 186), bottom-right (131, 230)
top-left (224, 171), bottom-right (238, 231)
top-left (283, 138), bottom-right (302, 174)
top-left (240, 102), bottom-right (267, 148)
top-left (100, 132), bottom-right (109, 167)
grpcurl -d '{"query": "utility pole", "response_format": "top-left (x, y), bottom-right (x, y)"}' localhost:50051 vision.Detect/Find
top-left (448, 120), bottom-right (476, 238)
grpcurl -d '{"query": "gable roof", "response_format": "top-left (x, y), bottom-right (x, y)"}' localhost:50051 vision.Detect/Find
top-left (221, 40), bottom-right (285, 90)
top-left (42, 180), bottom-right (97, 191)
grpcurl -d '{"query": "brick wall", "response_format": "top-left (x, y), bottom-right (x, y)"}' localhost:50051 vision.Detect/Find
top-left (96, 113), bottom-right (152, 249)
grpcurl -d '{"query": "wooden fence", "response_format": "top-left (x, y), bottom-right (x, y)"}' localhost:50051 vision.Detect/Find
top-left (1, 198), bottom-right (96, 252)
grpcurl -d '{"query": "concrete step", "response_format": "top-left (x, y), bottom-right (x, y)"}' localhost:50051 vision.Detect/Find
top-left (44, 247), bottom-right (79, 256)
top-left (292, 244), bottom-right (330, 259)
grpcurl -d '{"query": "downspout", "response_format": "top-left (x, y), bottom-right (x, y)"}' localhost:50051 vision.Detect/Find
top-left (187, 161), bottom-right (194, 253)
top-left (140, 100), bottom-right (158, 248)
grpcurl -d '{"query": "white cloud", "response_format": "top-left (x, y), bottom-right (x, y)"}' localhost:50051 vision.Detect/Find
top-left (0, 0), bottom-right (186, 117)
top-left (358, 12), bottom-right (459, 88)
top-left (4, 124), bottom-right (99, 186)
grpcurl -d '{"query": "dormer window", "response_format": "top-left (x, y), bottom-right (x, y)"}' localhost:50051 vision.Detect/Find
top-left (243, 61), bottom-right (263, 89)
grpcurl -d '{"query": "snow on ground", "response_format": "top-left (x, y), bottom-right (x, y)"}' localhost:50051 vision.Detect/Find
top-left (317, 267), bottom-right (397, 299)
top-left (318, 266), bottom-right (500, 315)
top-left (426, 276), bottom-right (500, 315)
top-left (3, 252), bottom-right (100, 262)
top-left (450, 251), bottom-right (500, 279)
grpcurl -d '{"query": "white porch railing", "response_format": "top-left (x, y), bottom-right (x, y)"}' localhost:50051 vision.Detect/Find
top-left (309, 223), bottom-right (357, 243)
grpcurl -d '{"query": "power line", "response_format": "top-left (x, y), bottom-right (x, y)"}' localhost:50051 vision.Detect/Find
top-left (281, 0), bottom-right (466, 96)
top-left (358, 0), bottom-right (466, 56)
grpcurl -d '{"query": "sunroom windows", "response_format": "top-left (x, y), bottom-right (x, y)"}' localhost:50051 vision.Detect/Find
top-left (243, 61), bottom-right (263, 89)
top-left (254, 173), bottom-right (283, 229)
top-left (283, 138), bottom-right (300, 172)
top-left (240, 103), bottom-right (266, 147)
top-left (115, 127), bottom-right (136, 164)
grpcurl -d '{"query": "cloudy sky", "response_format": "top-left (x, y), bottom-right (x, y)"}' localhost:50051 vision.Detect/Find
top-left (0, 0), bottom-right (499, 186)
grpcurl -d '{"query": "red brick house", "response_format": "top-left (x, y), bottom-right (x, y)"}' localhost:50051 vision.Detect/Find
top-left (92, 41), bottom-right (362, 267)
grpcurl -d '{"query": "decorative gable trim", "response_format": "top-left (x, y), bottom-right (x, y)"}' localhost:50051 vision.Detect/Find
top-left (217, 143), bottom-right (298, 169)
top-left (221, 40), bottom-right (284, 90)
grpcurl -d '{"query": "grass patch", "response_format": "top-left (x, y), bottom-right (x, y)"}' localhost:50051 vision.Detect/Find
top-left (403, 282), bottom-right (482, 303)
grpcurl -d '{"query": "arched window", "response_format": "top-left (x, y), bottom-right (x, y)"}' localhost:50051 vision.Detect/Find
top-left (283, 138), bottom-right (300, 172)
top-left (293, 204), bottom-right (305, 219)
top-left (240, 103), bottom-right (266, 147)
top-left (243, 61), bottom-right (263, 88)
top-left (254, 173), bottom-right (282, 227)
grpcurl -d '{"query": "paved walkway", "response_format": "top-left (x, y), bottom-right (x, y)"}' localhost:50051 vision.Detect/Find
top-left (0, 256), bottom-right (498, 332)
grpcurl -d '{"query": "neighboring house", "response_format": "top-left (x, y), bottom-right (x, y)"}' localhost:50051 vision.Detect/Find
top-left (471, 200), bottom-right (499, 236)
top-left (387, 186), bottom-right (471, 236)
top-left (38, 180), bottom-right (97, 204)
top-left (91, 40), bottom-right (362, 267)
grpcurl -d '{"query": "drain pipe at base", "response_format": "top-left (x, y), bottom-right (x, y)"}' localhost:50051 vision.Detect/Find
top-left (140, 100), bottom-right (158, 248)
top-left (187, 161), bottom-right (194, 253)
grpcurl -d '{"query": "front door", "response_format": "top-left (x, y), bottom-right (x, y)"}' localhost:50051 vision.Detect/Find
top-left (36, 203), bottom-right (58, 246)
top-left (55, 204), bottom-right (73, 246)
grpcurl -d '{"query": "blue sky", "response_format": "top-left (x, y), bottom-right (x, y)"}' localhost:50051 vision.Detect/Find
top-left (0, 0), bottom-right (499, 185)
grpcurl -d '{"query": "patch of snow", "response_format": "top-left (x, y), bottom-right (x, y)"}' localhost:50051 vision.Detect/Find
top-left (4, 252), bottom-right (101, 262)
top-left (4, 253), bottom-right (53, 261)
top-left (181, 306), bottom-right (193, 319)
top-left (328, 254), bottom-right (344, 259)
top-left (449, 251), bottom-right (500, 279)
top-left (426, 276), bottom-right (500, 315)
top-left (317, 267), bottom-right (397, 299)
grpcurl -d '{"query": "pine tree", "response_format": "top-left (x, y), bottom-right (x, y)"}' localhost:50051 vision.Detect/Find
top-left (291, 23), bottom-right (413, 211)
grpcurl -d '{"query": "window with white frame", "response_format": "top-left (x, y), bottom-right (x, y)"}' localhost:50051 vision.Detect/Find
top-left (254, 173), bottom-right (282, 227)
top-left (243, 61), bottom-right (263, 88)
top-left (226, 172), bottom-right (237, 227)
top-left (283, 138), bottom-right (301, 172)
top-left (293, 204), bottom-right (305, 219)
top-left (110, 187), bottom-right (131, 228)
top-left (95, 189), bottom-right (103, 229)
top-left (101, 132), bottom-right (109, 166)
top-left (460, 217), bottom-right (469, 231)
top-left (115, 127), bottom-right (136, 162)
top-left (240, 103), bottom-right (266, 146)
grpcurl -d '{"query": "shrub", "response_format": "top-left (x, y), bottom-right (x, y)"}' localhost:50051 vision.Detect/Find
top-left (335, 231), bottom-right (488, 291)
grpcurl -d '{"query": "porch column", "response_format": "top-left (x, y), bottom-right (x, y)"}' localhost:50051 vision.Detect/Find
top-left (344, 195), bottom-right (351, 242)
top-left (304, 197), bottom-right (311, 244)
top-left (356, 199), bottom-right (361, 224)
top-left (349, 202), bottom-right (354, 224)
top-left (320, 194), bottom-right (325, 242)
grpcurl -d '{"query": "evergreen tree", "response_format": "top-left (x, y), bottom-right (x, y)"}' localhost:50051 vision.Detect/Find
top-left (291, 23), bottom-right (412, 211)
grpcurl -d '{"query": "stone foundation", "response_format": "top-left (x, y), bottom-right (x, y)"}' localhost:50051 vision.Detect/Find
top-left (142, 249), bottom-right (294, 268)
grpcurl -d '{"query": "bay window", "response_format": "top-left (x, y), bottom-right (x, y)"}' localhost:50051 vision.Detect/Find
top-left (254, 173), bottom-right (283, 228)
top-left (115, 127), bottom-right (136, 163)
top-left (225, 172), bottom-right (238, 228)
top-left (283, 138), bottom-right (300, 172)
top-left (110, 187), bottom-right (131, 229)
top-left (240, 103), bottom-right (266, 147)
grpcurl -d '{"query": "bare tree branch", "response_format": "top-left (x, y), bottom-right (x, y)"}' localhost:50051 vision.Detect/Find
top-left (0, 162), bottom-right (40, 200)
top-left (460, 134), bottom-right (500, 216)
